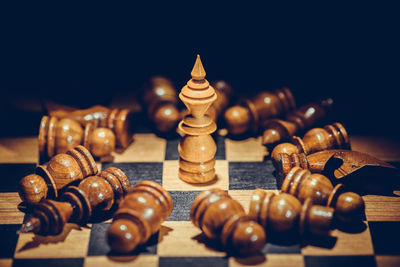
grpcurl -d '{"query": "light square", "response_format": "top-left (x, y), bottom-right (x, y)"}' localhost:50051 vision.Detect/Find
top-left (363, 193), bottom-right (400, 221)
top-left (84, 255), bottom-right (158, 267)
top-left (225, 137), bottom-right (268, 162)
top-left (375, 256), bottom-right (400, 267)
top-left (0, 137), bottom-right (38, 163)
top-left (229, 254), bottom-right (304, 267)
top-left (0, 193), bottom-right (25, 224)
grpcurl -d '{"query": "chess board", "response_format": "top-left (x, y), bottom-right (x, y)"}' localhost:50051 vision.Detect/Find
top-left (1, 133), bottom-right (400, 267)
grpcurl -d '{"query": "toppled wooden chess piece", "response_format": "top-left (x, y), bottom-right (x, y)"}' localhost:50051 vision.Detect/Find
top-left (38, 116), bottom-right (116, 160)
top-left (18, 145), bottom-right (98, 205)
top-left (191, 188), bottom-right (266, 255)
top-left (262, 98), bottom-right (333, 147)
top-left (143, 76), bottom-right (181, 133)
top-left (224, 88), bottom-right (296, 135)
top-left (177, 55), bottom-right (218, 183)
top-left (18, 167), bottom-right (130, 235)
top-left (282, 167), bottom-right (364, 222)
top-left (208, 80), bottom-right (233, 122)
top-left (271, 122), bottom-right (350, 164)
top-left (49, 105), bottom-right (133, 149)
top-left (107, 181), bottom-right (173, 253)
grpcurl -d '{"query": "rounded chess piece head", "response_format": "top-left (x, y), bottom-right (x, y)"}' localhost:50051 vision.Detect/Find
top-left (78, 176), bottom-right (115, 211)
top-left (107, 218), bottom-right (141, 253)
top-left (224, 106), bottom-right (251, 135)
top-left (18, 174), bottom-right (48, 204)
top-left (85, 126), bottom-right (116, 158)
top-left (329, 190), bottom-right (365, 223)
top-left (54, 118), bottom-right (84, 155)
top-left (152, 103), bottom-right (180, 133)
top-left (271, 143), bottom-right (299, 166)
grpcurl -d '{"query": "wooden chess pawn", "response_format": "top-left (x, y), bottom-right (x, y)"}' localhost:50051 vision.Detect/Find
top-left (49, 105), bottom-right (133, 149)
top-left (18, 145), bottom-right (98, 205)
top-left (207, 80), bottom-right (233, 122)
top-left (270, 122), bottom-right (350, 164)
top-left (191, 188), bottom-right (266, 255)
top-left (143, 76), bottom-right (181, 133)
top-left (39, 116), bottom-right (116, 160)
top-left (18, 167), bottom-right (130, 235)
top-left (224, 87), bottom-right (296, 135)
top-left (282, 167), bottom-right (365, 222)
top-left (107, 181), bottom-right (173, 253)
top-left (262, 98), bottom-right (333, 147)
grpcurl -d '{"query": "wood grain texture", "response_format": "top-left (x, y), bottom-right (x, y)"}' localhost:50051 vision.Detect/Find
top-left (0, 137), bottom-right (38, 163)
top-left (225, 137), bottom-right (268, 161)
top-left (0, 193), bottom-right (24, 224)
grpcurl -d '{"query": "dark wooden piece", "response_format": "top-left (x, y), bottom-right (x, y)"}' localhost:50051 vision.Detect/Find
top-left (262, 98), bottom-right (333, 147)
top-left (191, 188), bottom-right (266, 255)
top-left (39, 116), bottom-right (116, 160)
top-left (107, 181), bottom-right (173, 253)
top-left (49, 105), bottom-right (133, 149)
top-left (18, 145), bottom-right (98, 205)
top-left (224, 87), bottom-right (296, 135)
top-left (18, 167), bottom-right (130, 235)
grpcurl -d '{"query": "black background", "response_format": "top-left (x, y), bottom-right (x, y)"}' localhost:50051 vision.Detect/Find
top-left (0, 2), bottom-right (399, 137)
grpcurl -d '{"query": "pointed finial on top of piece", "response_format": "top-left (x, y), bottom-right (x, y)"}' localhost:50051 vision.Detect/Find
top-left (191, 54), bottom-right (206, 80)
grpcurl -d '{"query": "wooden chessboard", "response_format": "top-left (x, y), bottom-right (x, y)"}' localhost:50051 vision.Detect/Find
top-left (0, 133), bottom-right (400, 267)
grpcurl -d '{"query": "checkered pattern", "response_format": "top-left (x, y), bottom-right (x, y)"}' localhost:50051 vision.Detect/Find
top-left (0, 133), bottom-right (399, 267)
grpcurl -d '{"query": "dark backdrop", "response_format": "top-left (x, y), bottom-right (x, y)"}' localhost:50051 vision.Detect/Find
top-left (0, 2), bottom-right (399, 137)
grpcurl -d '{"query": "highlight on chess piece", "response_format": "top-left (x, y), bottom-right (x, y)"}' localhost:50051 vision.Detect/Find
top-left (177, 55), bottom-right (218, 183)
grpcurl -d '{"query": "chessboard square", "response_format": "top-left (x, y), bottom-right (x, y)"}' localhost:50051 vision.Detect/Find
top-left (262, 243), bottom-right (301, 254)
top-left (0, 224), bottom-right (20, 258)
top-left (229, 161), bottom-right (277, 190)
top-left (369, 221), bottom-right (400, 255)
top-left (102, 162), bottom-right (163, 186)
top-left (12, 258), bottom-right (84, 267)
top-left (225, 137), bottom-right (267, 162)
top-left (157, 221), bottom-right (225, 257)
top-left (302, 222), bottom-right (374, 255)
top-left (375, 256), bottom-right (400, 267)
top-left (159, 257), bottom-right (228, 267)
top-left (229, 254), bottom-right (304, 267)
top-left (14, 224), bottom-right (91, 258)
top-left (304, 256), bottom-right (376, 267)
top-left (84, 255), bottom-right (158, 267)
top-left (112, 134), bottom-right (166, 162)
top-left (215, 135), bottom-right (226, 160)
top-left (88, 222), bottom-right (158, 256)
top-left (167, 191), bottom-right (201, 221)
top-left (0, 259), bottom-right (12, 267)
top-left (162, 160), bottom-right (229, 191)
top-left (0, 137), bottom-right (38, 163)
top-left (0, 164), bottom-right (36, 192)
top-left (228, 190), bottom-right (279, 214)
top-left (363, 194), bottom-right (400, 221)
top-left (0, 193), bottom-right (25, 224)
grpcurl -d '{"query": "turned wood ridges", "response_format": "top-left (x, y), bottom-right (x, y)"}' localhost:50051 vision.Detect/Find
top-left (49, 105), bottom-right (133, 149)
top-left (18, 145), bottom-right (98, 205)
top-left (271, 122), bottom-right (350, 164)
top-left (18, 167), bottom-right (130, 235)
top-left (191, 188), bottom-right (266, 255)
top-left (107, 181), bottom-right (173, 253)
top-left (177, 55), bottom-right (218, 183)
top-left (282, 167), bottom-right (365, 222)
top-left (143, 76), bottom-right (181, 133)
top-left (262, 98), bottom-right (333, 146)
top-left (224, 87), bottom-right (296, 135)
top-left (39, 116), bottom-right (116, 160)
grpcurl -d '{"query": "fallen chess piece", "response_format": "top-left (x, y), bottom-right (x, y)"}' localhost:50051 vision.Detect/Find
top-left (18, 145), bottom-right (98, 205)
top-left (191, 188), bottom-right (266, 255)
top-left (262, 98), bottom-right (333, 147)
top-left (107, 181), bottom-right (173, 253)
top-left (18, 167), bottom-right (130, 235)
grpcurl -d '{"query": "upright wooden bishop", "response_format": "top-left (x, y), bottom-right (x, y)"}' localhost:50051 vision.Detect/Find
top-left (178, 55), bottom-right (218, 183)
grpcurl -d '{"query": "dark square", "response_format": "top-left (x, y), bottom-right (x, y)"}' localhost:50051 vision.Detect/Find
top-left (167, 191), bottom-right (201, 221)
top-left (214, 134), bottom-right (225, 160)
top-left (369, 221), bottom-right (400, 255)
top-left (262, 242), bottom-right (301, 254)
top-left (304, 256), bottom-right (376, 267)
top-left (12, 258), bottom-right (84, 267)
top-left (0, 224), bottom-right (20, 258)
top-left (0, 164), bottom-right (36, 192)
top-left (159, 257), bottom-right (228, 267)
top-left (88, 222), bottom-right (158, 256)
top-left (229, 161), bottom-right (277, 190)
top-left (101, 162), bottom-right (163, 186)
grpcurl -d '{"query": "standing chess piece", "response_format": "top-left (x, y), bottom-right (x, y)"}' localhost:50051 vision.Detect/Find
top-left (262, 98), bottom-right (333, 147)
top-left (282, 167), bottom-right (365, 222)
top-left (224, 88), bottom-right (296, 135)
top-left (18, 145), bottom-right (98, 205)
top-left (49, 105), bottom-right (133, 149)
top-left (18, 167), bottom-right (130, 235)
top-left (107, 181), bottom-right (173, 253)
top-left (191, 188), bottom-right (266, 255)
top-left (270, 122), bottom-right (350, 164)
top-left (177, 55), bottom-right (218, 183)
top-left (38, 116), bottom-right (116, 161)
top-left (143, 76), bottom-right (181, 133)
